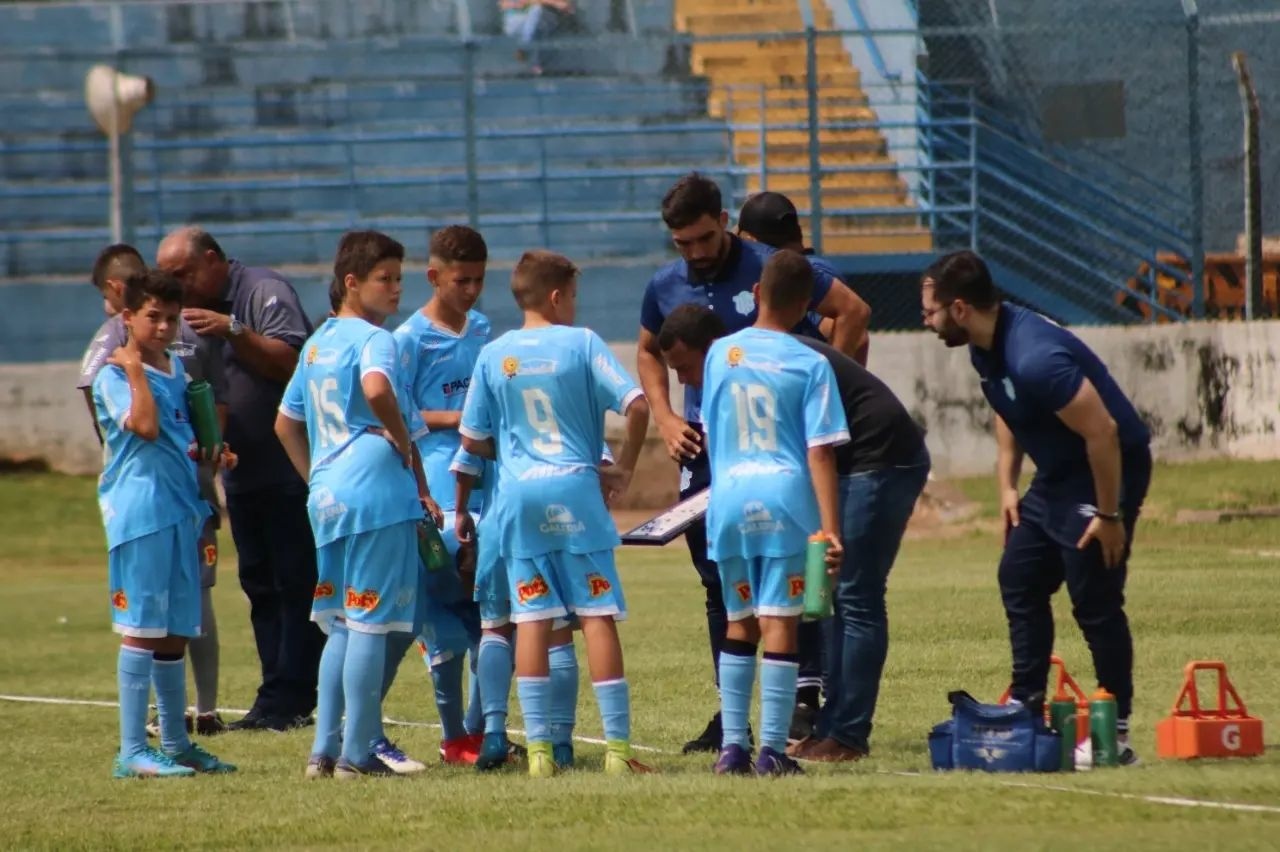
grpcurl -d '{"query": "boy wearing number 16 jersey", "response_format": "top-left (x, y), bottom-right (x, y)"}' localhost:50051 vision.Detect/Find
top-left (701, 250), bottom-right (847, 776)
top-left (459, 250), bottom-right (653, 776)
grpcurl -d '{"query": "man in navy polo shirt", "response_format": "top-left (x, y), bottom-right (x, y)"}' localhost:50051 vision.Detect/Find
top-left (157, 226), bottom-right (323, 732)
top-left (920, 250), bottom-right (1150, 764)
top-left (635, 172), bottom-right (868, 753)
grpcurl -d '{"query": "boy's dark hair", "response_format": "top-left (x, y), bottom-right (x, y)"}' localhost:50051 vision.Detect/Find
top-left (661, 172), bottom-right (723, 230)
top-left (511, 250), bottom-right (578, 309)
top-left (330, 230), bottom-right (406, 309)
top-left (737, 191), bottom-right (803, 249)
top-left (758, 249), bottom-right (814, 310)
top-left (429, 225), bottom-right (488, 264)
top-left (657, 304), bottom-right (726, 354)
top-left (922, 250), bottom-right (999, 310)
top-left (91, 243), bottom-right (146, 291)
top-left (123, 269), bottom-right (184, 312)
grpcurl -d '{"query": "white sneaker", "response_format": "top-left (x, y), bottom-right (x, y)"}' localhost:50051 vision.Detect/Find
top-left (372, 737), bottom-right (427, 775)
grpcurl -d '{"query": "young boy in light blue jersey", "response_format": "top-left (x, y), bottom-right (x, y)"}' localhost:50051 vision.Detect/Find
top-left (460, 250), bottom-right (653, 777)
top-left (390, 225), bottom-right (491, 767)
top-left (699, 250), bottom-right (847, 776)
top-left (275, 230), bottom-right (443, 779)
top-left (93, 269), bottom-right (236, 778)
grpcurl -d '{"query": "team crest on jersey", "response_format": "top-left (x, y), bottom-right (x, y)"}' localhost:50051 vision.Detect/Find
top-left (734, 581), bottom-right (751, 603)
top-left (502, 356), bottom-right (519, 378)
top-left (111, 589), bottom-right (128, 610)
top-left (306, 346), bottom-right (317, 365)
top-left (1002, 377), bottom-right (1017, 401)
top-left (788, 575), bottom-right (805, 598)
top-left (586, 573), bottom-right (612, 598)
top-left (203, 543), bottom-right (217, 567)
top-left (345, 587), bottom-right (381, 611)
top-left (516, 573), bottom-right (550, 605)
top-left (733, 290), bottom-right (755, 316)
top-left (314, 581), bottom-right (335, 600)
top-left (727, 345), bottom-right (744, 367)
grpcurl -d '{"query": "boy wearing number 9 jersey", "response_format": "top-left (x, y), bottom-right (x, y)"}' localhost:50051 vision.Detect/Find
top-left (701, 250), bottom-right (847, 776)
top-left (275, 231), bottom-right (443, 779)
top-left (459, 250), bottom-right (653, 776)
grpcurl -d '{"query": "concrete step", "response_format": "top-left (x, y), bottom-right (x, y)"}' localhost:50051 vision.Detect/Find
top-left (734, 146), bottom-right (892, 166)
top-left (678, 8), bottom-right (834, 33)
top-left (821, 230), bottom-right (934, 253)
top-left (690, 39), bottom-right (848, 60)
top-left (744, 169), bottom-right (905, 192)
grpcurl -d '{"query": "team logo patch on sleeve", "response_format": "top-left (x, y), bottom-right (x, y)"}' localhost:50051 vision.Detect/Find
top-left (313, 581), bottom-right (335, 600)
top-left (727, 345), bottom-right (743, 367)
top-left (111, 589), bottom-right (128, 610)
top-left (203, 543), bottom-right (217, 567)
top-left (788, 575), bottom-right (805, 598)
top-left (586, 573), bottom-right (612, 597)
top-left (344, 587), bottom-right (381, 611)
top-left (516, 573), bottom-right (550, 604)
top-left (502, 356), bottom-right (520, 378)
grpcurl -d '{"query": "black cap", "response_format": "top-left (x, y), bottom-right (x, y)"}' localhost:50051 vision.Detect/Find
top-left (736, 191), bottom-right (804, 248)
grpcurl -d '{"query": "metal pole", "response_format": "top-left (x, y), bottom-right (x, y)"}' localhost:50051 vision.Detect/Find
top-left (463, 40), bottom-right (480, 230)
top-left (968, 89), bottom-right (978, 251)
top-left (1184, 3), bottom-right (1206, 319)
top-left (758, 83), bottom-right (767, 191)
top-left (805, 26), bottom-right (823, 254)
top-left (1232, 51), bottom-right (1263, 320)
top-left (539, 136), bottom-right (551, 247)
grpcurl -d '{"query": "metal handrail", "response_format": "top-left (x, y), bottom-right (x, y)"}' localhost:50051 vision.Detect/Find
top-left (844, 0), bottom-right (901, 83)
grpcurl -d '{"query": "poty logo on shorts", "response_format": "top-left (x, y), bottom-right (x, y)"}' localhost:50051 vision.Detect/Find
top-left (788, 575), bottom-right (805, 598)
top-left (735, 581), bottom-right (751, 603)
top-left (516, 573), bottom-right (550, 604)
top-left (111, 589), bottom-right (128, 610)
top-left (203, 543), bottom-right (217, 567)
top-left (540, 504), bottom-right (586, 535)
top-left (586, 573), bottom-right (612, 598)
top-left (738, 500), bottom-right (784, 535)
top-left (313, 581), bottom-right (335, 600)
top-left (344, 587), bottom-right (380, 611)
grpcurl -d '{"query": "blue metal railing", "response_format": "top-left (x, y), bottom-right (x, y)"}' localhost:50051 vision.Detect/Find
top-left (844, 0), bottom-right (901, 83)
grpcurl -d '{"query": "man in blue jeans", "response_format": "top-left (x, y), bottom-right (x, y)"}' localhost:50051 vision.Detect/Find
top-left (659, 302), bottom-right (928, 762)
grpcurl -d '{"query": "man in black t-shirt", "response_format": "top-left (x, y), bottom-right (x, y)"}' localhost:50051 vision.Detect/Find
top-left (659, 303), bottom-right (930, 762)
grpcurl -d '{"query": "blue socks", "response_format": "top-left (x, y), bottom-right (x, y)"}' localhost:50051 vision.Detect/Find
top-left (516, 676), bottom-right (551, 744)
top-left (431, 654), bottom-right (467, 742)
top-left (117, 646), bottom-right (153, 758)
top-left (341, 629), bottom-right (386, 766)
top-left (592, 678), bottom-right (630, 744)
top-left (312, 622), bottom-right (348, 759)
top-left (548, 642), bottom-right (578, 748)
top-left (477, 634), bottom-right (514, 735)
top-left (718, 645), bottom-right (757, 750)
top-left (760, 655), bottom-right (800, 754)
top-left (465, 648), bottom-right (484, 736)
top-left (152, 655), bottom-right (191, 754)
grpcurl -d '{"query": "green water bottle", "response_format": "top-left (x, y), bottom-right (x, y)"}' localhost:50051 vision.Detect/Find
top-left (802, 533), bottom-right (834, 620)
top-left (418, 520), bottom-right (450, 572)
top-left (1089, 688), bottom-right (1119, 768)
top-left (1048, 694), bottom-right (1077, 772)
top-left (186, 380), bottom-right (222, 459)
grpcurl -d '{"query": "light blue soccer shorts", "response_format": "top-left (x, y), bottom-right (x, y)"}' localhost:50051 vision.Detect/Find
top-left (472, 511), bottom-right (511, 629)
top-left (506, 548), bottom-right (626, 624)
top-left (313, 519), bottom-right (419, 635)
top-left (108, 517), bottom-right (203, 639)
top-left (417, 510), bottom-right (482, 666)
top-left (717, 552), bottom-right (807, 621)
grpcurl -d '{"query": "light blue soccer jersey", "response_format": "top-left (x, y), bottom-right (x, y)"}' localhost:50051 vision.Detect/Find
top-left (459, 325), bottom-right (642, 558)
top-left (393, 308), bottom-right (491, 513)
top-left (93, 358), bottom-right (210, 549)
top-left (702, 328), bottom-right (850, 560)
top-left (280, 317), bottom-right (422, 547)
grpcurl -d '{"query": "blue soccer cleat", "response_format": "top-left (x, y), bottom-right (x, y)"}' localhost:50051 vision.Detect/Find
top-left (475, 733), bottom-right (513, 772)
top-left (113, 746), bottom-right (197, 779)
top-left (168, 742), bottom-right (237, 774)
top-left (754, 746), bottom-right (804, 777)
top-left (713, 743), bottom-right (753, 776)
top-left (552, 742), bottom-right (575, 770)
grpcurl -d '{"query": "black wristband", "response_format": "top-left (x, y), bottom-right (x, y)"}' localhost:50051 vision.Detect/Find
top-left (1095, 510), bottom-right (1122, 522)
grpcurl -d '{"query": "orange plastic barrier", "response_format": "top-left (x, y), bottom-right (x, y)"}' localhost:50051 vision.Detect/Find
top-left (1155, 661), bottom-right (1264, 759)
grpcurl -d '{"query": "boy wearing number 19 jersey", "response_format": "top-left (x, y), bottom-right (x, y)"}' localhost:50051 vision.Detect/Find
top-left (460, 250), bottom-right (653, 776)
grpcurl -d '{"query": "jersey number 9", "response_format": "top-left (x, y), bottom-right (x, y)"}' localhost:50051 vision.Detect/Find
top-left (730, 382), bottom-right (778, 452)
top-left (521, 388), bottom-right (564, 455)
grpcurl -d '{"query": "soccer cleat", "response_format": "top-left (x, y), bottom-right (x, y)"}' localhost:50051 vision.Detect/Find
top-left (1117, 736), bottom-right (1141, 766)
top-left (476, 733), bottom-right (514, 772)
top-left (604, 744), bottom-right (655, 775)
top-left (226, 708), bottom-right (268, 731)
top-left (440, 733), bottom-right (483, 765)
top-left (372, 737), bottom-right (426, 775)
top-left (527, 741), bottom-right (557, 778)
top-left (260, 714), bottom-right (314, 733)
top-left (713, 743), bottom-right (754, 776)
top-left (305, 755), bottom-right (337, 779)
top-left (552, 742), bottom-right (575, 770)
top-left (168, 742), bottom-right (237, 774)
top-left (754, 746), bottom-right (804, 777)
top-left (682, 712), bottom-right (722, 754)
top-left (113, 746), bottom-right (197, 779)
top-left (195, 712), bottom-right (229, 736)
top-left (334, 755), bottom-right (396, 779)
top-left (788, 703), bottom-right (817, 747)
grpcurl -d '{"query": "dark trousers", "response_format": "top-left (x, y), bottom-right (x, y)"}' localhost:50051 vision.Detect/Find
top-left (817, 450), bottom-right (930, 749)
top-left (681, 440), bottom-right (727, 689)
top-left (1001, 447), bottom-right (1151, 720)
top-left (227, 484), bottom-right (325, 717)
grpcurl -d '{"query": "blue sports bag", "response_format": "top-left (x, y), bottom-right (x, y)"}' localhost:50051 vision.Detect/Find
top-left (929, 691), bottom-right (1061, 772)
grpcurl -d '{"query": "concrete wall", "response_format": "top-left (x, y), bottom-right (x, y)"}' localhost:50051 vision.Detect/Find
top-left (10, 322), bottom-right (1278, 485)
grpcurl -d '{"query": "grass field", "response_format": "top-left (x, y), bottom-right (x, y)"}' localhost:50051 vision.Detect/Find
top-left (4, 461), bottom-right (1280, 850)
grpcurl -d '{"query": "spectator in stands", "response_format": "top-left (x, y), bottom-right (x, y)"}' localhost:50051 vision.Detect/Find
top-left (737, 191), bottom-right (871, 365)
top-left (78, 243), bottom-right (231, 737)
top-left (501, 0), bottom-right (575, 75)
top-left (156, 227), bottom-right (323, 733)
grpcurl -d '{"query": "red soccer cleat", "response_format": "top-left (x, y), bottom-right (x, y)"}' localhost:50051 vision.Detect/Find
top-left (439, 732), bottom-right (484, 765)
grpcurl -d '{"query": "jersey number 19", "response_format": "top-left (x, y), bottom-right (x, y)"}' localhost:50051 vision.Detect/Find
top-left (730, 382), bottom-right (777, 452)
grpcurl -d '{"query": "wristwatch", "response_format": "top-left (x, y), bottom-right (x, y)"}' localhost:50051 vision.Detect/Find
top-left (228, 314), bottom-right (245, 338)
